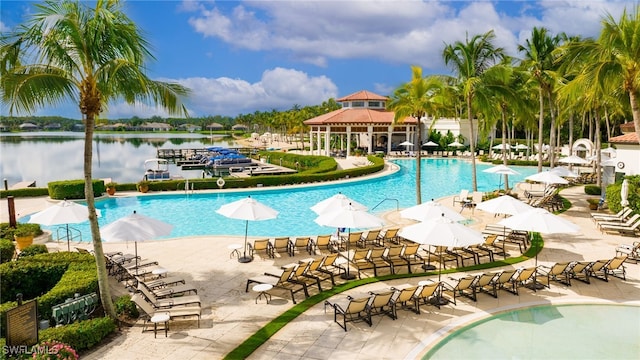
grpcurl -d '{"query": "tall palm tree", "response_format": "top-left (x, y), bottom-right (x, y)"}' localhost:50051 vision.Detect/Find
top-left (0, 0), bottom-right (189, 319)
top-left (443, 30), bottom-right (505, 191)
top-left (518, 27), bottom-right (564, 171)
top-left (387, 66), bottom-right (443, 204)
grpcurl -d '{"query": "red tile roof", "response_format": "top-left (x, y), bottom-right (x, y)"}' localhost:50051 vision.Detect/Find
top-left (337, 90), bottom-right (388, 102)
top-left (620, 122), bottom-right (635, 133)
top-left (608, 132), bottom-right (639, 144)
top-left (304, 108), bottom-right (416, 125)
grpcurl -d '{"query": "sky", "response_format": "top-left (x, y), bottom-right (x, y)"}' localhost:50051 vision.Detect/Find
top-left (0, 0), bottom-right (635, 120)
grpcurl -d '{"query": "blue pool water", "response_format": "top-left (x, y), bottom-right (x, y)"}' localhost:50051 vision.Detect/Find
top-left (424, 304), bottom-right (640, 360)
top-left (24, 159), bottom-right (539, 240)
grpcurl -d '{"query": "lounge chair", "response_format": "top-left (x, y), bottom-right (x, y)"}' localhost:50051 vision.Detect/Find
top-left (616, 241), bottom-right (640, 263)
top-left (506, 267), bottom-right (538, 294)
top-left (319, 253), bottom-right (343, 278)
top-left (597, 213), bottom-right (640, 231)
top-left (401, 243), bottom-right (425, 273)
top-left (446, 247), bottom-right (477, 267)
top-left (568, 261), bottom-right (591, 284)
top-left (272, 237), bottom-right (292, 257)
top-left (537, 262), bottom-right (572, 287)
top-left (466, 243), bottom-right (494, 264)
top-left (366, 248), bottom-right (392, 276)
top-left (441, 275), bottom-right (478, 304)
top-left (492, 269), bottom-right (517, 295)
top-left (377, 227), bottom-right (400, 246)
top-left (600, 217), bottom-right (640, 236)
top-left (247, 238), bottom-right (274, 259)
top-left (349, 248), bottom-right (374, 278)
top-left (461, 191), bottom-right (483, 212)
top-left (288, 260), bottom-right (322, 294)
top-left (428, 246), bottom-right (460, 269)
top-left (137, 284), bottom-right (202, 309)
top-left (324, 295), bottom-right (371, 331)
top-left (343, 231), bottom-right (363, 250)
top-left (453, 189), bottom-right (470, 206)
top-left (383, 245), bottom-right (408, 274)
top-left (314, 234), bottom-right (336, 254)
top-left (131, 294), bottom-right (201, 329)
top-left (367, 290), bottom-right (397, 321)
top-left (139, 281), bottom-right (198, 299)
top-left (245, 266), bottom-right (308, 304)
top-left (411, 280), bottom-right (442, 311)
top-left (472, 272), bottom-right (499, 298)
top-left (303, 257), bottom-right (335, 287)
top-left (591, 207), bottom-right (632, 223)
top-left (290, 237), bottom-right (314, 256)
top-left (390, 285), bottom-right (419, 314)
top-left (358, 229), bottom-right (381, 248)
top-left (140, 276), bottom-right (186, 290)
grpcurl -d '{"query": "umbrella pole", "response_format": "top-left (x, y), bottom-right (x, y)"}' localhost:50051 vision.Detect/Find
top-left (238, 220), bottom-right (252, 263)
top-left (341, 228), bottom-right (356, 280)
top-left (422, 245), bottom-right (436, 270)
top-left (135, 241), bottom-right (139, 276)
top-left (66, 223), bottom-right (71, 252)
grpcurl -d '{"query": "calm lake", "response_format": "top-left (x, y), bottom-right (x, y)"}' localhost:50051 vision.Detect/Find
top-left (0, 132), bottom-right (237, 186)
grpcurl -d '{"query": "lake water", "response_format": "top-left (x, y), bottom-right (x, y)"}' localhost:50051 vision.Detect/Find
top-left (0, 132), bottom-right (235, 186)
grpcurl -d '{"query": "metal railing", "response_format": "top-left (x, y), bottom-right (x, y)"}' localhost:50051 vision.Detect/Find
top-left (371, 198), bottom-right (399, 212)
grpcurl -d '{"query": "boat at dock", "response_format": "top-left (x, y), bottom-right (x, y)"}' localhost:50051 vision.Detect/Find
top-left (143, 158), bottom-right (171, 181)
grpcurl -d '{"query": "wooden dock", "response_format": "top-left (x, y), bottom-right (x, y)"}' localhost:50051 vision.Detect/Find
top-left (156, 147), bottom-right (257, 160)
top-left (10, 180), bottom-right (36, 189)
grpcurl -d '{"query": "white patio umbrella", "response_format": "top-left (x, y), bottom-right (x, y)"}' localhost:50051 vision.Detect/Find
top-left (550, 166), bottom-right (579, 178)
top-left (400, 200), bottom-right (466, 223)
top-left (476, 195), bottom-right (534, 258)
top-left (310, 192), bottom-right (367, 215)
top-left (498, 208), bottom-right (580, 286)
top-left (557, 155), bottom-right (590, 165)
top-left (448, 141), bottom-right (464, 148)
top-left (483, 164), bottom-right (520, 189)
top-left (513, 143), bottom-right (529, 150)
top-left (601, 147), bottom-right (617, 157)
top-left (423, 141), bottom-right (439, 147)
top-left (399, 141), bottom-right (414, 147)
top-left (216, 196), bottom-right (279, 263)
top-left (492, 143), bottom-right (510, 150)
top-left (29, 200), bottom-right (101, 251)
top-left (314, 204), bottom-right (384, 279)
top-left (399, 215), bottom-right (484, 282)
top-left (621, 179), bottom-right (630, 207)
top-left (101, 211), bottom-right (174, 270)
top-left (526, 171), bottom-right (569, 186)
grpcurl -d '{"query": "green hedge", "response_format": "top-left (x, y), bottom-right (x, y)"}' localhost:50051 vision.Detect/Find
top-left (16, 244), bottom-right (48, 258)
top-left (584, 185), bottom-right (601, 195)
top-left (47, 180), bottom-right (106, 200)
top-left (0, 252), bottom-right (98, 337)
top-left (0, 240), bottom-right (15, 264)
top-left (0, 223), bottom-right (43, 239)
top-left (37, 317), bottom-right (117, 352)
top-left (606, 175), bottom-right (640, 213)
top-left (0, 187), bottom-right (49, 199)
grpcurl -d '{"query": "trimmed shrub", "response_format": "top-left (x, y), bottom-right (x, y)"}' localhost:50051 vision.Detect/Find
top-left (584, 185), bottom-right (601, 195)
top-left (114, 295), bottom-right (139, 319)
top-left (47, 179), bottom-right (106, 200)
top-left (0, 187), bottom-right (50, 199)
top-left (17, 244), bottom-right (49, 258)
top-left (38, 317), bottom-right (117, 352)
top-left (0, 223), bottom-right (43, 239)
top-left (0, 239), bottom-right (15, 264)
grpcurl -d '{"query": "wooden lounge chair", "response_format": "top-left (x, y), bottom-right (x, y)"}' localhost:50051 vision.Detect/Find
top-left (324, 295), bottom-right (371, 331)
top-left (245, 266), bottom-right (308, 304)
top-left (367, 290), bottom-right (397, 321)
top-left (131, 294), bottom-right (201, 329)
top-left (272, 237), bottom-right (292, 257)
top-left (411, 280), bottom-right (442, 311)
top-left (472, 272), bottom-right (499, 298)
top-left (366, 248), bottom-right (392, 276)
top-left (137, 284), bottom-right (202, 309)
top-left (290, 237), bottom-right (314, 256)
top-left (537, 262), bottom-right (572, 287)
top-left (383, 245), bottom-right (408, 274)
top-left (248, 238), bottom-right (273, 259)
top-left (441, 275), bottom-right (478, 304)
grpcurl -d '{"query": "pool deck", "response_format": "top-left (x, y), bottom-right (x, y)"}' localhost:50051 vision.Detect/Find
top-left (2, 163), bottom-right (639, 360)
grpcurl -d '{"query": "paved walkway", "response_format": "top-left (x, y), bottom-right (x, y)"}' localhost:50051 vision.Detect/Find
top-left (2, 170), bottom-right (639, 359)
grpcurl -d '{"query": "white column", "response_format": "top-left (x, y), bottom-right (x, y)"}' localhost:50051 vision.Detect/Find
top-left (346, 126), bottom-right (352, 157)
top-left (316, 127), bottom-right (322, 155)
top-left (367, 126), bottom-right (374, 154)
top-left (387, 126), bottom-right (393, 154)
top-left (325, 126), bottom-right (332, 156)
top-left (308, 128), bottom-right (314, 154)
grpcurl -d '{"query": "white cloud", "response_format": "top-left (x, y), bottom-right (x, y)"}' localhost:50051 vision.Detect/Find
top-left (0, 20), bottom-right (9, 32)
top-left (105, 68), bottom-right (337, 118)
top-left (184, 0), bottom-right (628, 72)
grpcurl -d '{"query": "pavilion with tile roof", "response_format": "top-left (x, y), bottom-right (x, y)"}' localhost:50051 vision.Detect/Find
top-left (303, 90), bottom-right (418, 157)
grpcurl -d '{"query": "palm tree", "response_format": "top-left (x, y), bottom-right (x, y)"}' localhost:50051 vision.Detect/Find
top-left (518, 27), bottom-right (564, 171)
top-left (387, 66), bottom-right (443, 204)
top-left (0, 0), bottom-right (189, 319)
top-left (443, 30), bottom-right (505, 191)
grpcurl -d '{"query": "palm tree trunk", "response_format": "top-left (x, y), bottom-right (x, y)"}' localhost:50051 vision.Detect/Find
top-left (569, 113), bottom-right (574, 152)
top-left (548, 94), bottom-right (557, 169)
top-left (84, 113), bottom-right (116, 319)
top-left (501, 108), bottom-right (509, 191)
top-left (604, 107), bottom-right (612, 140)
top-left (416, 117), bottom-right (423, 204)
top-left (595, 110), bottom-right (602, 187)
top-left (468, 96), bottom-right (478, 191)
top-left (629, 90), bottom-right (640, 145)
top-left (537, 88), bottom-right (544, 172)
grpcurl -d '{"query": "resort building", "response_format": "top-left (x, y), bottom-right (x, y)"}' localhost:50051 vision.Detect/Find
top-left (607, 132), bottom-right (640, 176)
top-left (303, 90), bottom-right (475, 156)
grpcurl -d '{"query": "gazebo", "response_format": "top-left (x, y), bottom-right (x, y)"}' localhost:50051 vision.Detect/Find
top-left (303, 90), bottom-right (417, 157)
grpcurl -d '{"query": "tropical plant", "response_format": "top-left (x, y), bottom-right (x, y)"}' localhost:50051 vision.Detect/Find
top-left (387, 66), bottom-right (444, 204)
top-left (443, 30), bottom-right (505, 191)
top-left (0, 0), bottom-right (189, 319)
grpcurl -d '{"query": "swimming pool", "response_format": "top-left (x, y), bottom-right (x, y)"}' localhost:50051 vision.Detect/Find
top-left (423, 303), bottom-right (640, 360)
top-left (24, 158), bottom-right (539, 240)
